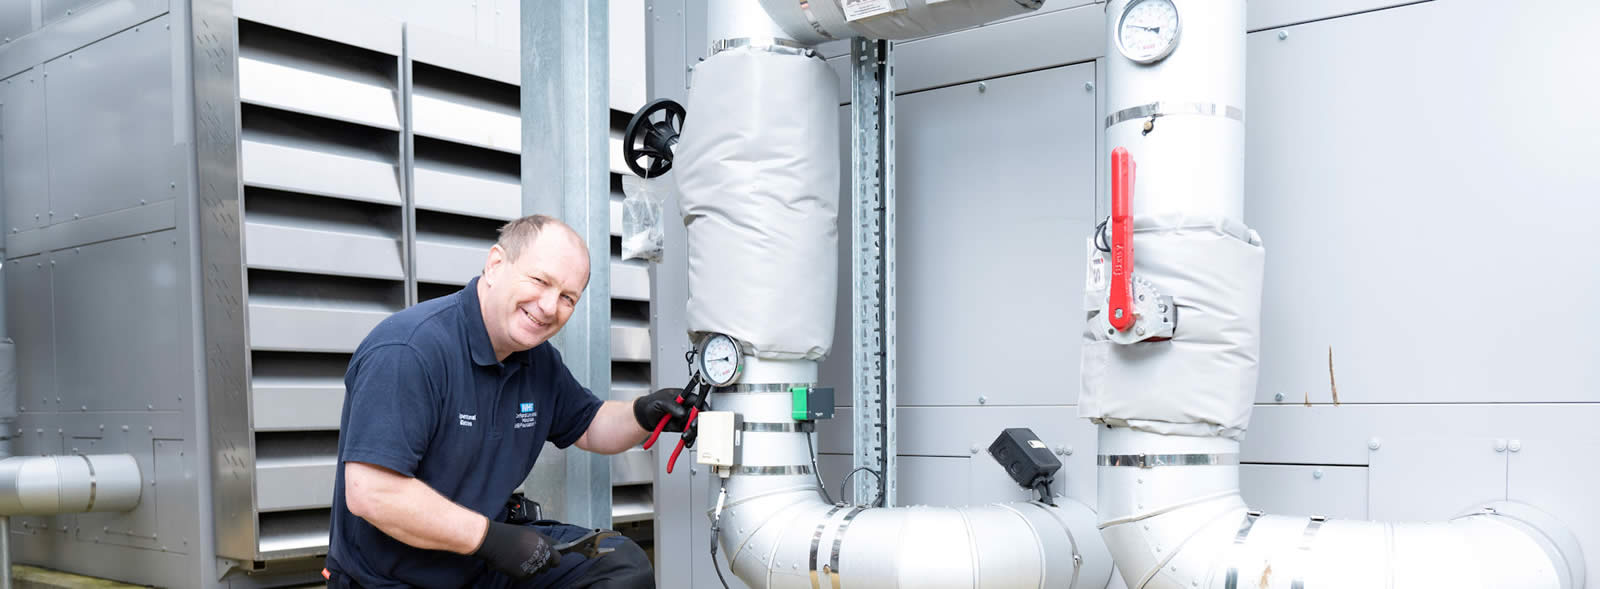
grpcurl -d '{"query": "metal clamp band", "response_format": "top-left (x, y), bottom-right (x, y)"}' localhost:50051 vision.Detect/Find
top-left (1105, 101), bottom-right (1245, 128)
top-left (827, 506), bottom-right (866, 589)
top-left (710, 37), bottom-right (819, 59)
top-left (741, 422), bottom-right (804, 433)
top-left (1014, 0), bottom-right (1044, 8)
top-left (735, 465), bottom-right (814, 476)
top-left (79, 454), bottom-right (97, 512)
top-left (726, 382), bottom-right (814, 393)
top-left (1017, 502), bottom-right (1083, 589)
top-left (1290, 516), bottom-right (1327, 589)
top-left (1224, 510), bottom-right (1262, 589)
top-left (797, 0), bottom-right (835, 40)
top-left (1097, 453), bottom-right (1240, 468)
top-left (809, 506), bottom-right (844, 589)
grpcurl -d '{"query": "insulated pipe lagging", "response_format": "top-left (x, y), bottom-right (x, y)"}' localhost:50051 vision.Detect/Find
top-left (713, 374), bottom-right (1113, 589)
top-left (756, 0), bottom-right (1043, 45)
top-left (0, 454), bottom-right (142, 516)
top-left (1094, 429), bottom-right (1583, 589)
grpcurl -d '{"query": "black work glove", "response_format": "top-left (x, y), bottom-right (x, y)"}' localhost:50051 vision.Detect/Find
top-left (633, 388), bottom-right (690, 433)
top-left (474, 520), bottom-right (561, 579)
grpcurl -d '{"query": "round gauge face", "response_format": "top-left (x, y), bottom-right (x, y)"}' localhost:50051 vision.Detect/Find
top-left (1118, 0), bottom-right (1181, 64)
top-left (698, 334), bottom-right (742, 386)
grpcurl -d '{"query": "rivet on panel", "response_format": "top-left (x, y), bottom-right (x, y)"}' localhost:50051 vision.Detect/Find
top-left (121, 425), bottom-right (129, 431)
top-left (1368, 438), bottom-right (1381, 451)
top-left (1278, 30), bottom-right (1289, 40)
top-left (977, 82), bottom-right (987, 93)
top-left (1274, 393), bottom-right (1285, 402)
top-left (1084, 82), bottom-right (1095, 92)
top-left (1494, 439), bottom-right (1507, 452)
top-left (1312, 469), bottom-right (1324, 479)
top-left (1508, 440), bottom-right (1522, 452)
top-left (969, 444), bottom-right (979, 454)
top-left (147, 404), bottom-right (153, 410)
top-left (978, 396), bottom-right (988, 405)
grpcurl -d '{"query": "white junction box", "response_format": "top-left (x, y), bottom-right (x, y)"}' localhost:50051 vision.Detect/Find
top-left (695, 411), bottom-right (742, 470)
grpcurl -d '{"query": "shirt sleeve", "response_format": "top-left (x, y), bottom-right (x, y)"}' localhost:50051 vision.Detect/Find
top-left (543, 346), bottom-right (605, 449)
top-left (339, 344), bottom-right (439, 477)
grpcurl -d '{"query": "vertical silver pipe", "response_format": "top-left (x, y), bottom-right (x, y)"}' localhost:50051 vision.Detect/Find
top-left (1, 516), bottom-right (10, 589)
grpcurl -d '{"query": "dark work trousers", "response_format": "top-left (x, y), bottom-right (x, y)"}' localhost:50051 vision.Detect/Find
top-left (325, 522), bottom-right (654, 589)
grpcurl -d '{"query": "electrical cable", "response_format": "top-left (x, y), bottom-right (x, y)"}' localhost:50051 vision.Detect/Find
top-left (804, 431), bottom-right (836, 505)
top-left (709, 478), bottom-right (732, 589)
top-left (838, 466), bottom-right (885, 507)
top-left (1095, 216), bottom-right (1112, 253)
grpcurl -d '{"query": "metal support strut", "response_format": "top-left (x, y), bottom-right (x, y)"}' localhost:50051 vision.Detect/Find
top-left (849, 37), bottom-right (896, 508)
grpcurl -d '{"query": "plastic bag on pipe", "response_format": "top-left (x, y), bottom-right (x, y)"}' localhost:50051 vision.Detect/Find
top-left (620, 174), bottom-right (668, 263)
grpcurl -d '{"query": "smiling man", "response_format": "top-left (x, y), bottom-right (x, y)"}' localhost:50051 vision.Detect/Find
top-left (324, 215), bottom-right (688, 588)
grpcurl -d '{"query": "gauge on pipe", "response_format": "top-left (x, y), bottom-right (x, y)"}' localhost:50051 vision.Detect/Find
top-left (697, 333), bottom-right (742, 387)
top-left (1117, 0), bottom-right (1181, 64)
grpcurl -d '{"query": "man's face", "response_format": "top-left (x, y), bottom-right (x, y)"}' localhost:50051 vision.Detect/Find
top-left (481, 228), bottom-right (590, 357)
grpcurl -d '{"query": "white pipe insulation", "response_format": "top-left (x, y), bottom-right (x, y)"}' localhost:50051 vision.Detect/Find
top-left (756, 0), bottom-right (1043, 45)
top-left (1083, 2), bottom-right (1585, 588)
top-left (0, 454), bottom-right (142, 516)
top-left (676, 3), bottom-right (1113, 587)
top-left (708, 361), bottom-right (1112, 589)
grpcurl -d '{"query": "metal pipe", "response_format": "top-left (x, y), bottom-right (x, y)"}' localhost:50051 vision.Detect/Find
top-left (0, 455), bottom-right (142, 516)
top-left (757, 0), bottom-right (1043, 45)
top-left (1083, 3), bottom-right (1583, 588)
top-left (0, 516), bottom-right (9, 589)
top-left (712, 365), bottom-right (1112, 589)
top-left (1095, 428), bottom-right (1584, 589)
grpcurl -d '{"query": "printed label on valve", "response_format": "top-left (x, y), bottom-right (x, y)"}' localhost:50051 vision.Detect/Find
top-left (1086, 238), bottom-right (1108, 292)
top-left (842, 0), bottom-right (902, 21)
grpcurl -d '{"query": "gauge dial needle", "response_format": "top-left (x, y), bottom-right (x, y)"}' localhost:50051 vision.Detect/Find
top-left (1130, 25), bottom-right (1160, 33)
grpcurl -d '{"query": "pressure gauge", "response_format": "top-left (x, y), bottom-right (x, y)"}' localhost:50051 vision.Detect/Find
top-left (697, 333), bottom-right (743, 387)
top-left (1117, 0), bottom-right (1181, 64)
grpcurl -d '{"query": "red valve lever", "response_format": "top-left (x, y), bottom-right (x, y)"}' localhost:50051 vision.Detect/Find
top-left (1108, 147), bottom-right (1136, 332)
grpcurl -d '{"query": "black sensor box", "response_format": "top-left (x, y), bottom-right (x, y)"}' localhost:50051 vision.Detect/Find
top-left (987, 427), bottom-right (1062, 490)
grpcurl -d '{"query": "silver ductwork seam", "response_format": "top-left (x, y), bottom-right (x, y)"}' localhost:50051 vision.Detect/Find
top-left (1083, 2), bottom-right (1585, 588)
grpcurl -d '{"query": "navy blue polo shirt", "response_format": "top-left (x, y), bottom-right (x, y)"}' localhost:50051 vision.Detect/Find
top-left (327, 277), bottom-right (604, 588)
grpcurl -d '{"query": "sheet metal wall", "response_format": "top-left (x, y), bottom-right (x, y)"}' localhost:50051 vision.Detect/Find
top-left (0, 0), bottom-right (652, 585)
top-left (647, 0), bottom-right (1600, 587)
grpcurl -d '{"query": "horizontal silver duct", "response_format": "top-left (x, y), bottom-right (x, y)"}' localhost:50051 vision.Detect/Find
top-left (0, 454), bottom-right (142, 516)
top-left (1095, 428), bottom-right (1584, 589)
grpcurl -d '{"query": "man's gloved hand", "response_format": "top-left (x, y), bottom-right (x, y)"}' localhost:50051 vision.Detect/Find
top-left (473, 521), bottom-right (561, 579)
top-left (633, 388), bottom-right (691, 433)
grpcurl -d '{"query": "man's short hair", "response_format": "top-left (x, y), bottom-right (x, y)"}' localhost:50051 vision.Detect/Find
top-left (497, 214), bottom-right (571, 261)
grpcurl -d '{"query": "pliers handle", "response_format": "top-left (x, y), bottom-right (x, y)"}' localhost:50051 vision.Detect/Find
top-left (642, 374), bottom-right (700, 451)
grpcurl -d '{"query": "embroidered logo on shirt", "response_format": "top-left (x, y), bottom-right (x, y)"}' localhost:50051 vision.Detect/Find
top-left (459, 413), bottom-right (477, 427)
top-left (514, 402), bottom-right (538, 430)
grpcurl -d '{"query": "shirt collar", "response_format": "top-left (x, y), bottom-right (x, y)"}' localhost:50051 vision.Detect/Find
top-left (461, 276), bottom-right (533, 367)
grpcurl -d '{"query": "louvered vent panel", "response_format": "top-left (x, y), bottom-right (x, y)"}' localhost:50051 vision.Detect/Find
top-left (238, 19), bottom-right (404, 560)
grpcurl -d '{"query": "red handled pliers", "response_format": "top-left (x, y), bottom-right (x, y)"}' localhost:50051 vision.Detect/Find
top-left (642, 375), bottom-right (709, 473)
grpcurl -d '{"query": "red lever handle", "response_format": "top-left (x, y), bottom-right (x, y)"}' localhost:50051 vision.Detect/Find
top-left (665, 405), bottom-right (701, 474)
top-left (1108, 147), bottom-right (1136, 332)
